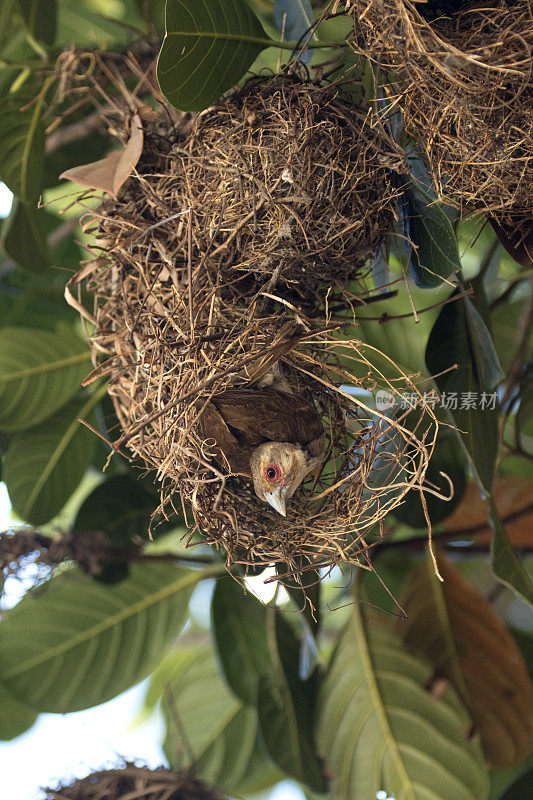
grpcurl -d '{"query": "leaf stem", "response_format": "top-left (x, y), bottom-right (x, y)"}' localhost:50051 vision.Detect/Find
top-left (165, 31), bottom-right (345, 50)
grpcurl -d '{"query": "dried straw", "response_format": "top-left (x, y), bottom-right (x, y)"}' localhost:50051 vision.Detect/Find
top-left (350, 0), bottom-right (533, 220)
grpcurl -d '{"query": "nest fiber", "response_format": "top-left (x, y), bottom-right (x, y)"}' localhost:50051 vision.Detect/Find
top-left (350, 0), bottom-right (533, 221)
top-left (44, 765), bottom-right (223, 800)
top-left (66, 73), bottom-right (437, 574)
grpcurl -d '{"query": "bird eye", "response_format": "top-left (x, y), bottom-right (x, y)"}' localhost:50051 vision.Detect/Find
top-left (264, 463), bottom-right (281, 482)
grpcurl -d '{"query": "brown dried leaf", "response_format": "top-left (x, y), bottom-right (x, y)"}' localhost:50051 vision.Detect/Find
top-left (397, 550), bottom-right (533, 766)
top-left (60, 114), bottom-right (143, 196)
top-left (443, 475), bottom-right (533, 546)
top-left (489, 215), bottom-right (533, 268)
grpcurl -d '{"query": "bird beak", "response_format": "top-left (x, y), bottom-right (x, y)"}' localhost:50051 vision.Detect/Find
top-left (264, 485), bottom-right (287, 517)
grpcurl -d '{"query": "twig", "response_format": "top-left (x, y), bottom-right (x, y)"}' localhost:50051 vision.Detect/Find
top-left (45, 113), bottom-right (102, 153)
top-left (373, 500), bottom-right (533, 557)
top-left (353, 287), bottom-right (471, 322)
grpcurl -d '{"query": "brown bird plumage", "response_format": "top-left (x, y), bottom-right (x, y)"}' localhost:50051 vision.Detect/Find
top-left (200, 388), bottom-right (325, 515)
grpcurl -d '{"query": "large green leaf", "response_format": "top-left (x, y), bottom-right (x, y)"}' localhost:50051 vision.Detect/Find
top-left (426, 291), bottom-right (502, 492)
top-left (3, 396), bottom-right (98, 524)
top-left (317, 601), bottom-right (490, 800)
top-left (0, 562), bottom-right (199, 712)
top-left (257, 611), bottom-right (326, 792)
top-left (1, 198), bottom-right (50, 272)
top-left (0, 682), bottom-right (37, 741)
top-left (0, 327), bottom-right (91, 431)
top-left (157, 0), bottom-right (271, 111)
top-left (18, 0), bottom-right (57, 45)
top-left (160, 643), bottom-right (258, 792)
top-left (0, 89), bottom-right (46, 203)
top-left (212, 576), bottom-right (272, 705)
top-left (489, 497), bottom-right (533, 606)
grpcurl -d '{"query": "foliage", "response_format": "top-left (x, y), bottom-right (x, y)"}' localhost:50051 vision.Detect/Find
top-left (0, 3), bottom-right (531, 800)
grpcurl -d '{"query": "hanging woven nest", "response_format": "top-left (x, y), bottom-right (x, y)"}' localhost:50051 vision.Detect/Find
top-left (349, 0), bottom-right (533, 221)
top-left (63, 66), bottom-right (440, 576)
top-left (44, 764), bottom-right (224, 800)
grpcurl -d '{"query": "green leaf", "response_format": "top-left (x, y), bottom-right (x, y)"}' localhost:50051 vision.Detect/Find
top-left (18, 0), bottom-right (57, 46)
top-left (3, 397), bottom-right (97, 524)
top-left (0, 265), bottom-right (75, 330)
top-left (516, 363), bottom-right (533, 455)
top-left (0, 562), bottom-right (198, 712)
top-left (0, 89), bottom-right (46, 202)
top-left (317, 601), bottom-right (490, 800)
top-left (407, 181), bottom-right (461, 289)
top-left (160, 643), bottom-right (258, 792)
top-left (157, 0), bottom-right (271, 111)
top-left (257, 611), bottom-right (326, 792)
top-left (73, 474), bottom-right (169, 584)
top-left (497, 768), bottom-right (533, 800)
top-left (426, 291), bottom-right (502, 492)
top-left (232, 740), bottom-right (284, 794)
top-left (0, 0), bottom-right (18, 52)
top-left (1, 198), bottom-right (50, 272)
top-left (55, 0), bottom-right (144, 48)
top-left (489, 497), bottom-right (533, 605)
top-left (73, 475), bottom-right (160, 544)
top-left (489, 754), bottom-right (533, 800)
top-left (492, 300), bottom-right (533, 373)
top-left (212, 576), bottom-right (272, 705)
top-left (463, 296), bottom-right (503, 391)
top-left (0, 682), bottom-right (37, 741)
top-left (0, 327), bottom-right (91, 431)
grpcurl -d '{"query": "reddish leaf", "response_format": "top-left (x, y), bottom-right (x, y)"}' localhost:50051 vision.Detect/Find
top-left (397, 551), bottom-right (533, 766)
top-left (489, 215), bottom-right (533, 268)
top-left (443, 476), bottom-right (533, 547)
top-left (60, 114), bottom-right (143, 196)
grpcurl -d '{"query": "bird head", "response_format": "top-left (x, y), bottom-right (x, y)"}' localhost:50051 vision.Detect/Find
top-left (249, 442), bottom-right (320, 516)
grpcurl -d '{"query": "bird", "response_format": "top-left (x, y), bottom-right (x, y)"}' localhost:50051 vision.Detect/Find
top-left (199, 387), bottom-right (326, 516)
